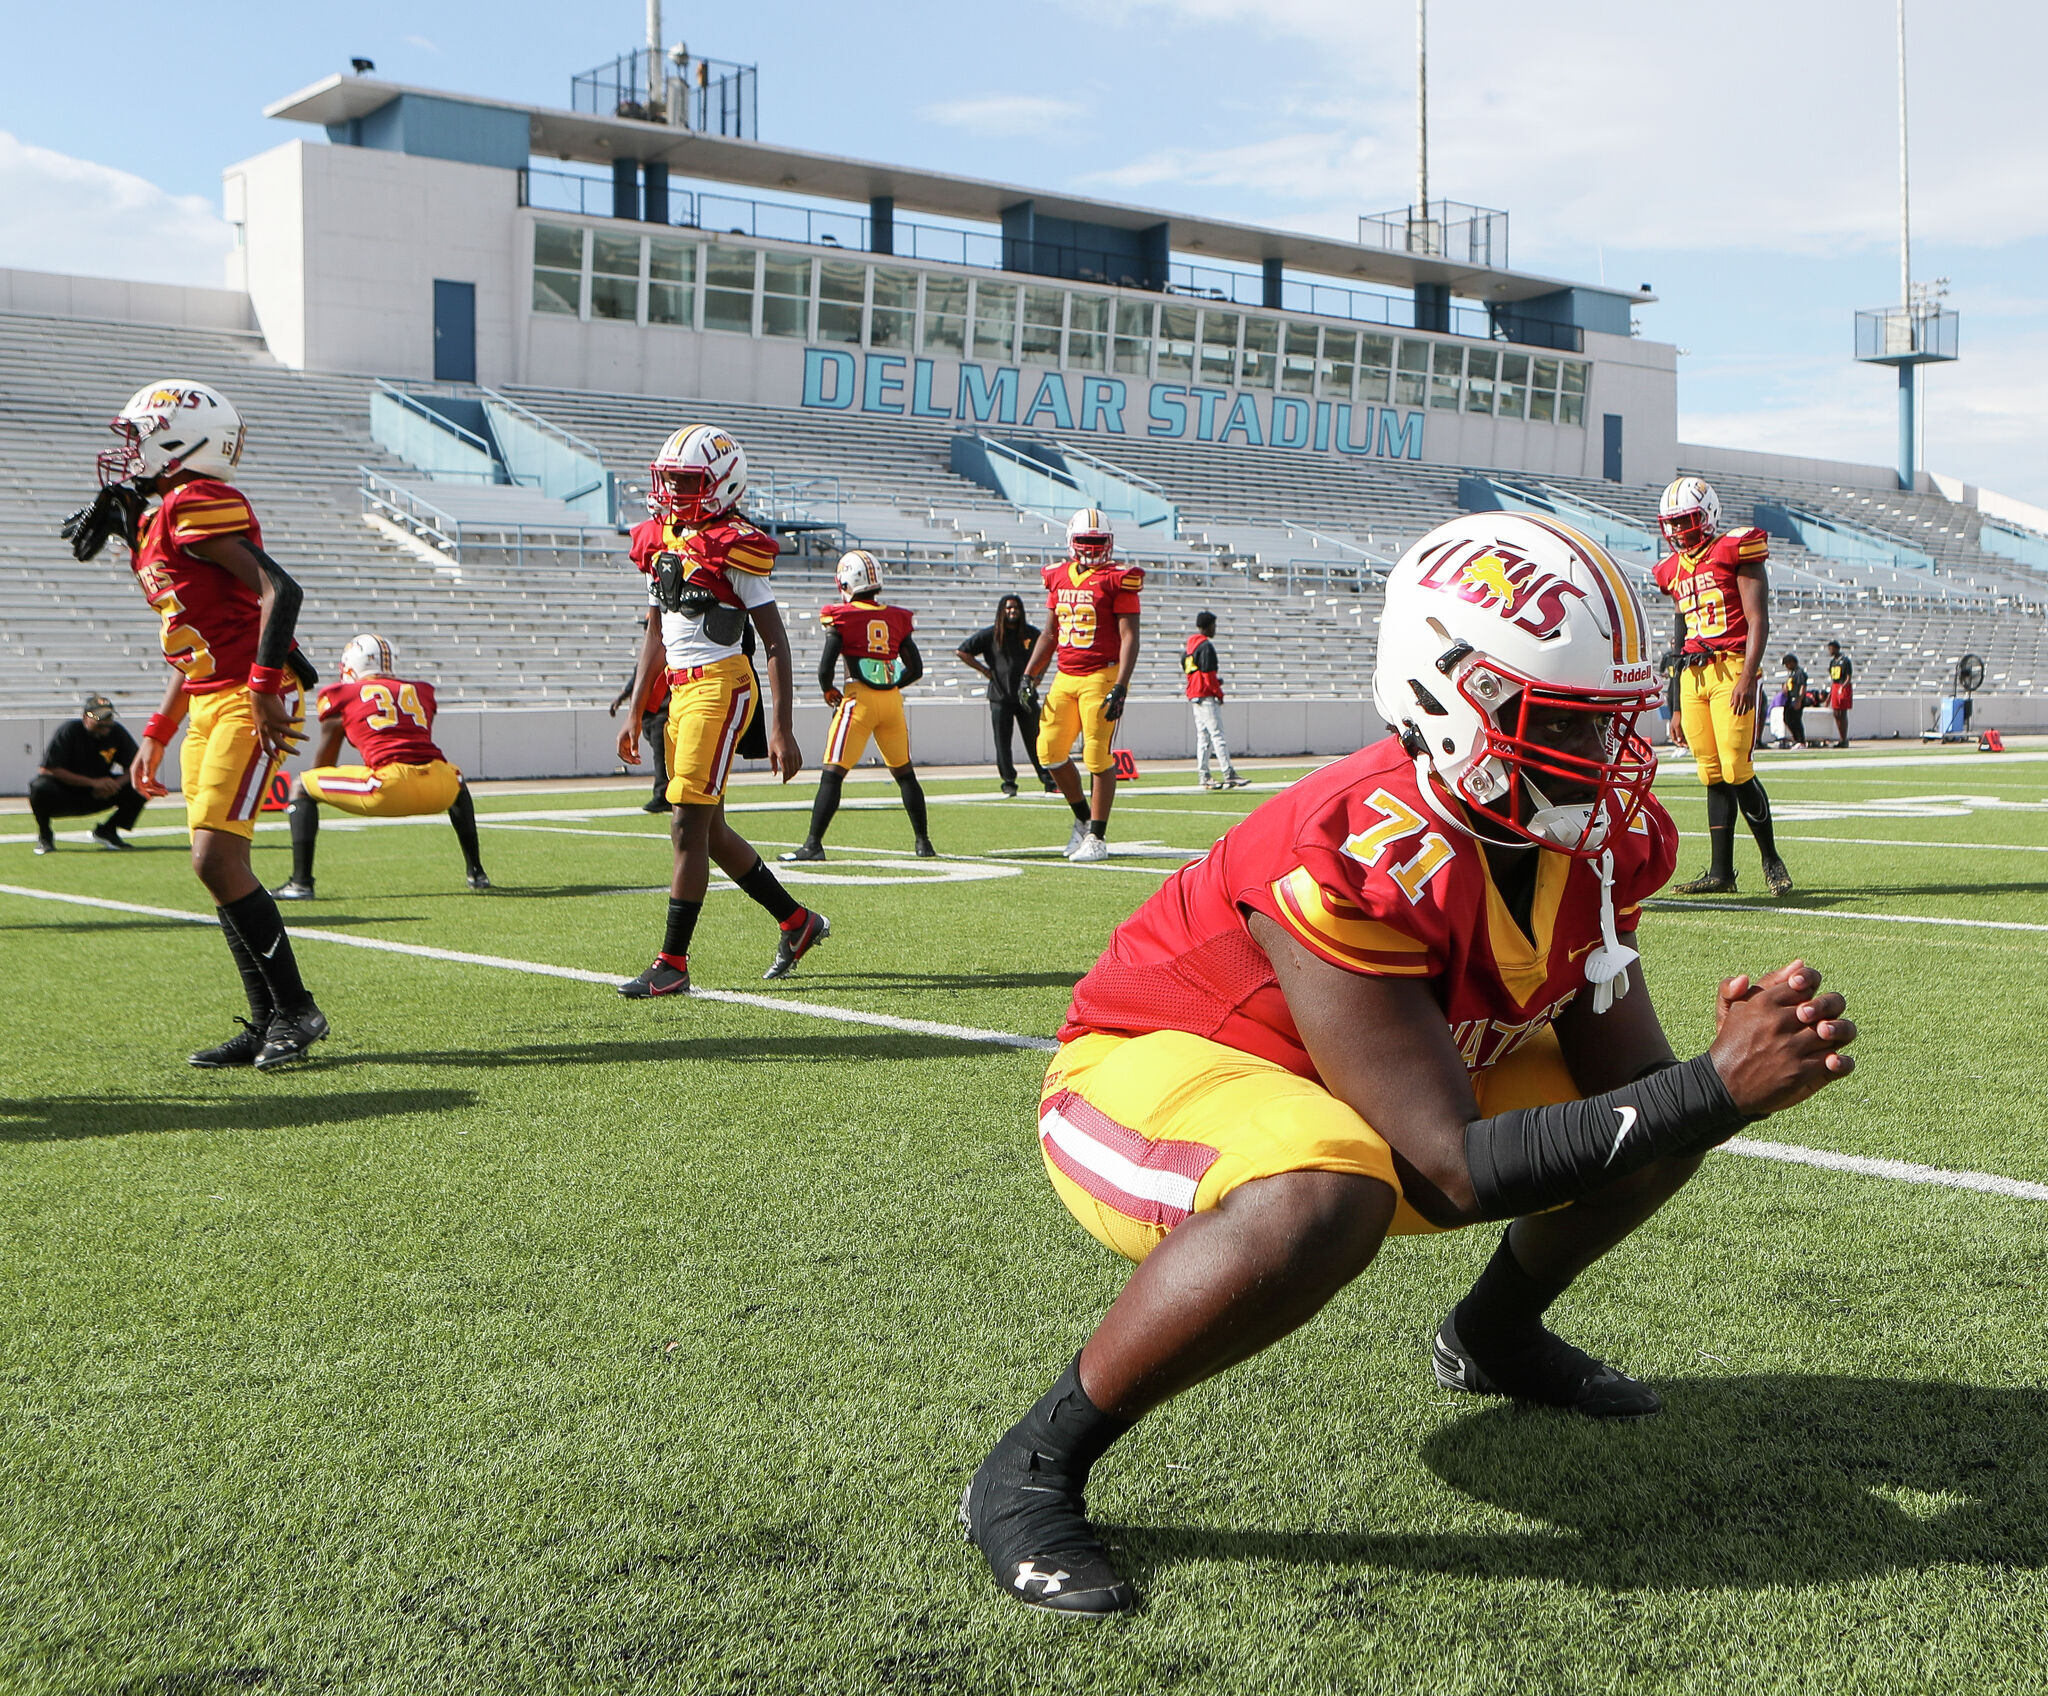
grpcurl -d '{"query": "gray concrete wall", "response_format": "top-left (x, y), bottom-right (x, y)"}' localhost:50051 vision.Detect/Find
top-left (0, 267), bottom-right (257, 333)
top-left (6, 693), bottom-right (2042, 795)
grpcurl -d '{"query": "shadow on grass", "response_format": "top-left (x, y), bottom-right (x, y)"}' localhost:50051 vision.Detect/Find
top-left (0, 918), bottom-right (203, 936)
top-left (337, 1033), bottom-right (1014, 1070)
top-left (0, 1088), bottom-right (477, 1143)
top-left (114, 1668), bottom-right (272, 1695)
top-left (1118, 1375), bottom-right (2048, 1593)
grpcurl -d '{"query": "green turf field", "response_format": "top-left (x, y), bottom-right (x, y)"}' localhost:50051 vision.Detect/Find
top-left (4, 744), bottom-right (2046, 1695)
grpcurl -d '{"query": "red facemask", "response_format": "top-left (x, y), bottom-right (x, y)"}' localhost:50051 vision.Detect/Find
top-left (1659, 508), bottom-right (1711, 553)
top-left (653, 467), bottom-right (718, 523)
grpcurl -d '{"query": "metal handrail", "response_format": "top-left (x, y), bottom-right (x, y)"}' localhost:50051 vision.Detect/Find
top-left (373, 379), bottom-right (496, 460)
top-left (1043, 438), bottom-right (1169, 498)
top-left (360, 467), bottom-right (630, 570)
top-left (477, 386), bottom-right (609, 464)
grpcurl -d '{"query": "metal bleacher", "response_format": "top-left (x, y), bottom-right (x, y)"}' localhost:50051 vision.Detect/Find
top-left (6, 305), bottom-right (2045, 717)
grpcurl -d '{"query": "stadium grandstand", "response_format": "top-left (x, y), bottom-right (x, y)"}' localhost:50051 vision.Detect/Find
top-left (7, 48), bottom-right (2048, 789)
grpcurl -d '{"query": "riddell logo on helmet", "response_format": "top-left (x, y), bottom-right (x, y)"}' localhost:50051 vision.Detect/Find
top-left (1416, 540), bottom-right (1589, 642)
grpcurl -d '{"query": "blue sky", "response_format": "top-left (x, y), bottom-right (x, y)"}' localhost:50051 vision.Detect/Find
top-left (3, 0), bottom-right (2042, 500)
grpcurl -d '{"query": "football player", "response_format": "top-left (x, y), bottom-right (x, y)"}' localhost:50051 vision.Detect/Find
top-left (60, 381), bottom-right (328, 1069)
top-left (1019, 510), bottom-right (1143, 864)
top-left (780, 550), bottom-right (934, 862)
top-left (1653, 477), bottom-right (1792, 896)
top-left (615, 424), bottom-right (825, 995)
top-left (270, 634), bottom-right (489, 899)
top-left (961, 513), bottom-right (1857, 1616)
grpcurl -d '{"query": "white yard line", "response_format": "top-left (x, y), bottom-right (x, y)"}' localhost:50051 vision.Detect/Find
top-left (1645, 899), bottom-right (2048, 935)
top-left (5, 879), bottom-right (2040, 1203)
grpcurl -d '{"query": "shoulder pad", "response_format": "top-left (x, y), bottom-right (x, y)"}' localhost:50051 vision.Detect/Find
top-left (1119, 568), bottom-right (1146, 592)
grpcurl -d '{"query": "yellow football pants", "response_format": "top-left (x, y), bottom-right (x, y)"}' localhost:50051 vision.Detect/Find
top-left (302, 758), bottom-right (462, 817)
top-left (1036, 669), bottom-right (1118, 775)
top-left (662, 656), bottom-right (758, 806)
top-left (1039, 1025), bottom-right (1579, 1262)
top-left (180, 683), bottom-right (304, 840)
top-left (1680, 653), bottom-right (1756, 785)
top-left (822, 679), bottom-right (909, 770)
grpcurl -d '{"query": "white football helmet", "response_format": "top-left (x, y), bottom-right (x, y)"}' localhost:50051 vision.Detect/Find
top-left (98, 381), bottom-right (245, 487)
top-left (1371, 513), bottom-right (1660, 858)
top-left (651, 424), bottom-right (747, 524)
top-left (835, 549), bottom-right (883, 599)
top-left (1066, 508), bottom-right (1114, 566)
top-left (340, 633), bottom-right (396, 683)
top-left (1656, 476), bottom-right (1721, 552)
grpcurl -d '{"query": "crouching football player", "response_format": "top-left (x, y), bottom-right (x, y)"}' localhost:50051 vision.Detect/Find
top-left (962, 514), bottom-right (1857, 1615)
top-left (271, 634), bottom-right (489, 899)
top-left (781, 549), bottom-right (934, 862)
top-left (63, 380), bottom-right (327, 1070)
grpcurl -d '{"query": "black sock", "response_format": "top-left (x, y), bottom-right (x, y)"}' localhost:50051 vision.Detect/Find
top-left (991, 1353), bottom-right (1133, 1489)
top-left (1452, 1228), bottom-right (1572, 1356)
top-left (217, 908), bottom-right (274, 1025)
top-left (287, 793), bottom-right (319, 884)
top-left (219, 887), bottom-right (313, 1016)
top-left (1731, 776), bottom-right (1779, 859)
top-left (661, 895), bottom-right (702, 961)
top-left (31, 809), bottom-right (52, 841)
top-left (806, 767), bottom-right (845, 847)
top-left (1705, 783), bottom-right (1737, 879)
top-left (893, 767), bottom-right (930, 839)
top-left (1088, 818), bottom-right (1107, 840)
top-left (448, 782), bottom-right (485, 874)
top-left (734, 857), bottom-right (802, 925)
top-left (1068, 796), bottom-right (1090, 824)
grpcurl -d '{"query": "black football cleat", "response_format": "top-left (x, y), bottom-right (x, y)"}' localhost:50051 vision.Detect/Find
top-left (466, 868), bottom-right (492, 891)
top-left (619, 955), bottom-right (691, 998)
top-left (913, 836), bottom-right (937, 858)
top-left (641, 795), bottom-right (673, 814)
top-left (189, 1017), bottom-right (268, 1069)
top-left (253, 1004), bottom-right (330, 1071)
top-left (960, 1456), bottom-right (1136, 1617)
top-left (763, 909), bottom-right (829, 980)
top-left (1761, 855), bottom-right (1794, 897)
top-left (90, 821), bottom-right (133, 851)
top-left (777, 840), bottom-right (827, 863)
top-left (1433, 1314), bottom-right (1661, 1419)
top-left (1670, 868), bottom-right (1737, 896)
top-left (33, 834), bottom-right (55, 856)
top-left (271, 878), bottom-right (316, 902)
top-left (1000, 782), bottom-right (1018, 798)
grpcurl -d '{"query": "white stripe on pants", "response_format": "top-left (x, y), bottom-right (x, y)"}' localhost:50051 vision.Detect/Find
top-left (1190, 697), bottom-right (1235, 782)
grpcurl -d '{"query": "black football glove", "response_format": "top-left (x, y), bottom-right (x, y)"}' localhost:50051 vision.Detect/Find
top-left (60, 482), bottom-right (145, 562)
top-left (1017, 675), bottom-right (1042, 721)
top-left (1102, 683), bottom-right (1128, 722)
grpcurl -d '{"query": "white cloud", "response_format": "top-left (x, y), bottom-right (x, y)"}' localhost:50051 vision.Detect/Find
top-left (0, 132), bottom-right (233, 288)
top-left (403, 34), bottom-right (440, 52)
top-left (921, 94), bottom-right (1084, 138)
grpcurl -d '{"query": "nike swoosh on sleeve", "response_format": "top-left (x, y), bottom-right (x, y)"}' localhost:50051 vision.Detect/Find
top-left (1605, 1104), bottom-right (1638, 1164)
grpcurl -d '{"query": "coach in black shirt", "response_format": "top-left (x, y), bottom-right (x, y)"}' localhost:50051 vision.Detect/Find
top-left (30, 694), bottom-right (145, 854)
top-left (958, 593), bottom-right (1055, 797)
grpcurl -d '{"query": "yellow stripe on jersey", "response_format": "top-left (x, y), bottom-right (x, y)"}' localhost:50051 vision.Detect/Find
top-left (724, 540), bottom-right (776, 576)
top-left (1271, 866), bottom-right (1432, 975)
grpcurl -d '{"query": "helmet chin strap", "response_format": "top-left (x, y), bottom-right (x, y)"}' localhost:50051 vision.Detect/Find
top-left (1411, 748), bottom-right (1633, 1013)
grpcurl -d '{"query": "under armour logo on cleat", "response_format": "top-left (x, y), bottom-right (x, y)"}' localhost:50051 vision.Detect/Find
top-left (1013, 1562), bottom-right (1070, 1595)
top-left (1605, 1105), bottom-right (1638, 1164)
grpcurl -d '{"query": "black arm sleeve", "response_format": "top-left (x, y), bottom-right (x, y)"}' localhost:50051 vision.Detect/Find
top-left (895, 635), bottom-right (925, 688)
top-left (250, 546), bottom-right (303, 672)
top-left (817, 628), bottom-right (843, 693)
top-left (1462, 1053), bottom-right (1746, 1221)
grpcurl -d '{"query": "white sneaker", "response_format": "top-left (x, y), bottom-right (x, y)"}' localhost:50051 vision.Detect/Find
top-left (1069, 834), bottom-right (1110, 863)
top-left (1064, 819), bottom-right (1090, 857)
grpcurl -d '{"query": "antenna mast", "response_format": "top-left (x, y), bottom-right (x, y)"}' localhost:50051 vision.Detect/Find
top-left (647, 0), bottom-right (664, 110)
top-left (1897, 0), bottom-right (1910, 308)
top-left (1416, 0), bottom-right (1428, 219)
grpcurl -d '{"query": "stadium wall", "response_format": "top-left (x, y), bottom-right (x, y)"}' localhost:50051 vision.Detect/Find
top-left (1679, 441), bottom-right (1928, 495)
top-left (5, 693), bottom-right (2039, 796)
top-left (0, 267), bottom-right (256, 333)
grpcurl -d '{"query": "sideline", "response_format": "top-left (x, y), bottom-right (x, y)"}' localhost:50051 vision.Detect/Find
top-left (5, 881), bottom-right (2041, 1204)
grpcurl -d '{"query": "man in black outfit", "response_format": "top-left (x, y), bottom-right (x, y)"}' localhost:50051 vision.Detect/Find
top-left (958, 593), bottom-right (1053, 797)
top-left (30, 694), bottom-right (146, 854)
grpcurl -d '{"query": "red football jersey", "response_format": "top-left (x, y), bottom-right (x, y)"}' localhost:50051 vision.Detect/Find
top-left (634, 514), bottom-right (778, 606)
top-left (1043, 559), bottom-right (1143, 676)
top-left (822, 600), bottom-right (916, 686)
top-left (1653, 527), bottom-right (1768, 655)
top-left (130, 478), bottom-right (264, 694)
top-left (317, 676), bottom-right (445, 769)
top-left (1060, 736), bottom-right (1678, 1082)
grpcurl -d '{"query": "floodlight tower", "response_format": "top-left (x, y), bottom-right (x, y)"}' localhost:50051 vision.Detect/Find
top-left (1854, 0), bottom-right (1957, 491)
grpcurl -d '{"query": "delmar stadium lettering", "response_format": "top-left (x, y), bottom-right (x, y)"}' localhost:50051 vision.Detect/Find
top-left (801, 348), bottom-right (1427, 462)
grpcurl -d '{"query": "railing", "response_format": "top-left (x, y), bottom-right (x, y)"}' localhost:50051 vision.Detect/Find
top-left (1854, 305), bottom-right (1959, 364)
top-left (360, 468), bottom-right (628, 571)
top-left (370, 383), bottom-right (508, 486)
top-left (477, 387), bottom-right (618, 525)
top-left (1359, 201), bottom-right (1510, 270)
top-left (571, 48), bottom-right (757, 140)
top-left (518, 170), bottom-right (1514, 341)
